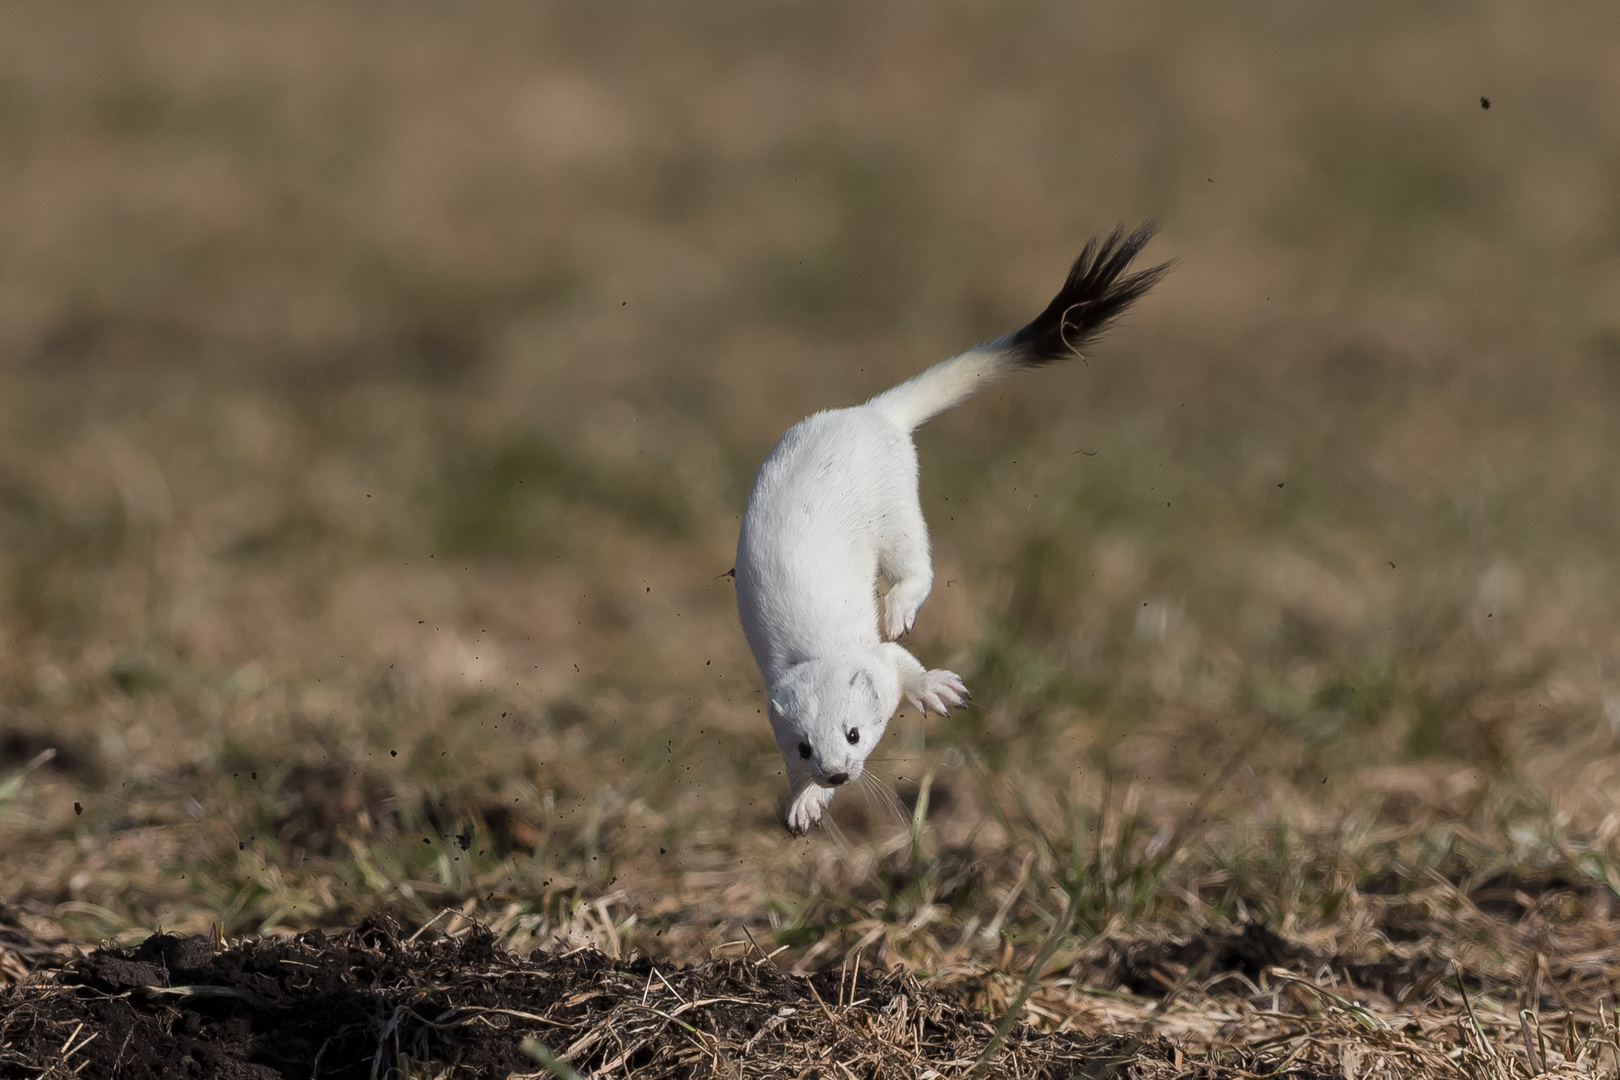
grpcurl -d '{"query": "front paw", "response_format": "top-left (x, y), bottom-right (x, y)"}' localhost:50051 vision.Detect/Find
top-left (785, 784), bottom-right (835, 836)
top-left (906, 668), bottom-right (969, 716)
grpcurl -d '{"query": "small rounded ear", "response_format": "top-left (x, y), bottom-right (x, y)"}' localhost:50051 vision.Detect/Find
top-left (847, 669), bottom-right (880, 706)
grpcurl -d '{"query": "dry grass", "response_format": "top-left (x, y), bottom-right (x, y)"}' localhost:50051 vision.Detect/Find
top-left (3, 1), bottom-right (1620, 1075)
top-left (4, 914), bottom-right (1620, 1078)
top-left (4, 907), bottom-right (1620, 1077)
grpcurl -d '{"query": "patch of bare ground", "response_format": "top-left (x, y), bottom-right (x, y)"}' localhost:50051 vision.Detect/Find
top-left (5, 912), bottom-right (1620, 1080)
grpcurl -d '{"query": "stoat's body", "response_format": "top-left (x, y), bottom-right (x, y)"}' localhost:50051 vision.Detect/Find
top-left (737, 225), bottom-right (1168, 834)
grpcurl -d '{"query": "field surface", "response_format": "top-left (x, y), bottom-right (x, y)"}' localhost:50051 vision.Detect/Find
top-left (4, 3), bottom-right (1620, 1077)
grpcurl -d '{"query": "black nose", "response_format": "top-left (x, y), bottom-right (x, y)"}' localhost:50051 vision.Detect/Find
top-left (826, 772), bottom-right (850, 786)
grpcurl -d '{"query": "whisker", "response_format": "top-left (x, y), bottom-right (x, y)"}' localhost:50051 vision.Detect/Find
top-left (821, 810), bottom-right (851, 849)
top-left (855, 773), bottom-right (884, 827)
top-left (859, 771), bottom-right (910, 831)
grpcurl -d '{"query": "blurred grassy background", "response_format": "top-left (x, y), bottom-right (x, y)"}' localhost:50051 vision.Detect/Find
top-left (2, 0), bottom-right (1620, 973)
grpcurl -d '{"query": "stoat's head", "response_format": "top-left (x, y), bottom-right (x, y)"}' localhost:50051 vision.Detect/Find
top-left (768, 654), bottom-right (900, 788)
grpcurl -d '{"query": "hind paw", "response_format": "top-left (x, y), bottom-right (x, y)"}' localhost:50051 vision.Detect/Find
top-left (882, 576), bottom-right (931, 640)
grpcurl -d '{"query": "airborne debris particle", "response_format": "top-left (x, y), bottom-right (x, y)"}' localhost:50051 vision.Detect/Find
top-left (1480, 96), bottom-right (1491, 109)
top-left (74, 802), bottom-right (82, 815)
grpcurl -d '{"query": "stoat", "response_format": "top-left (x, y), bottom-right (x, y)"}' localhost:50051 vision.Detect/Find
top-left (736, 224), bottom-right (1169, 835)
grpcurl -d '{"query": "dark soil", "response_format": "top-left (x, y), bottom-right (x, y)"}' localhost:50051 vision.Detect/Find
top-left (0, 918), bottom-right (1193, 1080)
top-left (4, 910), bottom-right (1611, 1079)
top-left (1108, 922), bottom-right (1312, 998)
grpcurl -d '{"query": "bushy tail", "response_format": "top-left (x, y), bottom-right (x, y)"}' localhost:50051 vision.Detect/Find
top-left (868, 223), bottom-right (1170, 432)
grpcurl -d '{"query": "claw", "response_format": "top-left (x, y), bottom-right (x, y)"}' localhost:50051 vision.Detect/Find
top-left (906, 668), bottom-right (971, 716)
top-left (883, 583), bottom-right (927, 642)
top-left (784, 783), bottom-right (835, 836)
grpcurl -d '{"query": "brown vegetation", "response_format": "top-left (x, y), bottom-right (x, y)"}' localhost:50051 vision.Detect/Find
top-left (3, 2), bottom-right (1620, 1076)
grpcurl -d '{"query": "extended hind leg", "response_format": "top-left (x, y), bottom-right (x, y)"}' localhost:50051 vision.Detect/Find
top-left (878, 485), bottom-right (933, 641)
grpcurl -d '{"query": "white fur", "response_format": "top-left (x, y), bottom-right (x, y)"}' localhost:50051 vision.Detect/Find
top-left (736, 344), bottom-right (1021, 835)
top-left (735, 225), bottom-right (1167, 833)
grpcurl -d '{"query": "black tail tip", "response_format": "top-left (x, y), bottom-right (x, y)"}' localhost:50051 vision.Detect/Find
top-left (1007, 221), bottom-right (1171, 365)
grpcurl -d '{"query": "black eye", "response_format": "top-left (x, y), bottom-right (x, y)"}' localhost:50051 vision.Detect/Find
top-left (846, 729), bottom-right (859, 745)
top-left (797, 741), bottom-right (811, 759)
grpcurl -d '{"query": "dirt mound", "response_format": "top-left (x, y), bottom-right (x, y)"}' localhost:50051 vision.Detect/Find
top-left (0, 918), bottom-right (1178, 1079)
